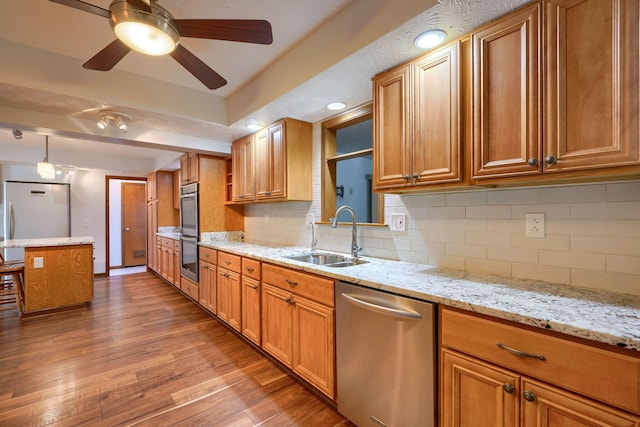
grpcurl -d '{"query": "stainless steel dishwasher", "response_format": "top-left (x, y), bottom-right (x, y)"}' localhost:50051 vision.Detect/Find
top-left (336, 281), bottom-right (436, 427)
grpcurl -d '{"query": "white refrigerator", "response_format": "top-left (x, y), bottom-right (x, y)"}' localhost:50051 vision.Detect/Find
top-left (3, 181), bottom-right (71, 261)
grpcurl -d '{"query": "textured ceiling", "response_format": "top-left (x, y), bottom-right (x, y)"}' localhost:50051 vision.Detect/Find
top-left (0, 0), bottom-right (531, 172)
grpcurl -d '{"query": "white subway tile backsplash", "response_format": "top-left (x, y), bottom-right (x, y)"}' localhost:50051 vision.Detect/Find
top-left (246, 126), bottom-right (639, 296)
top-left (539, 250), bottom-right (606, 271)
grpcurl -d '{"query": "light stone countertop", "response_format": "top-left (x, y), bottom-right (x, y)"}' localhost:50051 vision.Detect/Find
top-left (0, 236), bottom-right (95, 248)
top-left (200, 240), bottom-right (640, 352)
top-left (156, 232), bottom-right (181, 240)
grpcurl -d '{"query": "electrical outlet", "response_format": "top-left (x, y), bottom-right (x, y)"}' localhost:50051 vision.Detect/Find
top-left (525, 213), bottom-right (545, 238)
top-left (306, 213), bottom-right (315, 228)
top-left (34, 257), bottom-right (44, 269)
top-left (391, 213), bottom-right (406, 231)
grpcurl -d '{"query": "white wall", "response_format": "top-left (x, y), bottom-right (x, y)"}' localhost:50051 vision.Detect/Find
top-left (243, 122), bottom-right (640, 296)
top-left (1, 163), bottom-right (146, 274)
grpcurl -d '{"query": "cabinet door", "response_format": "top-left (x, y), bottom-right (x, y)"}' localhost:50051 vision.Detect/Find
top-left (521, 378), bottom-right (640, 427)
top-left (241, 276), bottom-right (261, 345)
top-left (441, 349), bottom-right (518, 427)
top-left (293, 295), bottom-right (335, 399)
top-left (231, 134), bottom-right (255, 202)
top-left (147, 172), bottom-right (157, 201)
top-left (544, 0), bottom-right (639, 172)
top-left (146, 201), bottom-right (158, 272)
top-left (373, 63), bottom-right (412, 189)
top-left (254, 129), bottom-right (271, 199)
top-left (188, 153), bottom-right (199, 183)
top-left (228, 270), bottom-right (241, 332)
top-left (413, 42), bottom-right (461, 185)
top-left (267, 121), bottom-right (286, 199)
top-left (217, 268), bottom-right (240, 331)
top-left (216, 267), bottom-right (230, 323)
top-left (261, 283), bottom-right (293, 367)
top-left (472, 4), bottom-right (542, 179)
top-left (199, 261), bottom-right (216, 313)
top-left (173, 247), bottom-right (180, 287)
top-left (179, 154), bottom-right (190, 185)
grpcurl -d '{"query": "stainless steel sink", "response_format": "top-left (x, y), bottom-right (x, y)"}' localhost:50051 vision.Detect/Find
top-left (286, 253), bottom-right (369, 267)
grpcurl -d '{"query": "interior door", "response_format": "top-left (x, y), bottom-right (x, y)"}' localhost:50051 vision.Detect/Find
top-left (122, 182), bottom-right (146, 267)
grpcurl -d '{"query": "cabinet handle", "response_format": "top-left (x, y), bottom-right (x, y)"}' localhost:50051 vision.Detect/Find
top-left (402, 174), bottom-right (410, 181)
top-left (248, 284), bottom-right (259, 290)
top-left (497, 343), bottom-right (546, 361)
top-left (225, 260), bottom-right (231, 265)
top-left (285, 279), bottom-right (298, 287)
top-left (412, 173), bottom-right (419, 180)
top-left (503, 384), bottom-right (515, 394)
top-left (523, 391), bottom-right (536, 402)
top-left (246, 267), bottom-right (254, 273)
top-left (285, 297), bottom-right (296, 306)
top-left (544, 155), bottom-right (557, 165)
top-left (204, 253), bottom-right (209, 258)
top-left (527, 158), bottom-right (539, 167)
top-left (222, 272), bottom-right (229, 278)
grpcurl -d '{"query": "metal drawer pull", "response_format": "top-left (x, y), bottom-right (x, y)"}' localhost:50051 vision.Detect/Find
top-left (246, 267), bottom-right (254, 273)
top-left (285, 279), bottom-right (298, 287)
top-left (503, 384), bottom-right (515, 394)
top-left (248, 284), bottom-right (258, 290)
top-left (497, 343), bottom-right (546, 361)
top-left (224, 260), bottom-right (231, 265)
top-left (523, 391), bottom-right (536, 402)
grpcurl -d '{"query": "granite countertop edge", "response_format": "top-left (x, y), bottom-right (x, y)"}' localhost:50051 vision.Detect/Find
top-left (200, 240), bottom-right (640, 352)
top-left (0, 236), bottom-right (95, 248)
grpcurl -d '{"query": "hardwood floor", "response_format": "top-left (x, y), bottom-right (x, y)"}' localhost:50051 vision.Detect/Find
top-left (0, 272), bottom-right (353, 426)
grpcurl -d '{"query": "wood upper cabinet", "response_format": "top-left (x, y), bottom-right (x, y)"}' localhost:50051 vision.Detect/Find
top-left (180, 152), bottom-right (199, 185)
top-left (231, 134), bottom-right (255, 202)
top-left (440, 307), bottom-right (640, 426)
top-left (373, 41), bottom-right (464, 190)
top-left (253, 118), bottom-right (312, 201)
top-left (261, 263), bottom-right (335, 399)
top-left (544, 0), bottom-right (640, 173)
top-left (472, 3), bottom-right (542, 179)
top-left (198, 155), bottom-right (244, 233)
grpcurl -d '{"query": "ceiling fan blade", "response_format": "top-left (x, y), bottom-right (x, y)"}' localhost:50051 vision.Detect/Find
top-left (169, 45), bottom-right (227, 90)
top-left (83, 39), bottom-right (131, 71)
top-left (173, 19), bottom-right (273, 45)
top-left (126, 0), bottom-right (152, 14)
top-left (48, 0), bottom-right (110, 18)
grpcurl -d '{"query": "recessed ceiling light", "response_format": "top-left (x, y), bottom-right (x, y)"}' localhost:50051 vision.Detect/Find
top-left (327, 102), bottom-right (346, 111)
top-left (414, 29), bottom-right (447, 49)
top-left (247, 122), bottom-right (262, 131)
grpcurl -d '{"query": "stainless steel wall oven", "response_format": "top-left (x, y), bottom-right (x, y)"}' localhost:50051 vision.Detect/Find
top-left (180, 183), bottom-right (199, 282)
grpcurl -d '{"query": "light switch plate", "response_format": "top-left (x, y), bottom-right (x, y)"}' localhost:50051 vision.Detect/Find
top-left (391, 213), bottom-right (406, 231)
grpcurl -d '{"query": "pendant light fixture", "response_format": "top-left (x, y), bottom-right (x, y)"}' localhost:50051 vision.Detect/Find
top-left (37, 135), bottom-right (56, 179)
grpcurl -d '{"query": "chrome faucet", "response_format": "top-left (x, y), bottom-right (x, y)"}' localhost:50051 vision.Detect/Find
top-left (331, 205), bottom-right (361, 258)
top-left (310, 223), bottom-right (317, 253)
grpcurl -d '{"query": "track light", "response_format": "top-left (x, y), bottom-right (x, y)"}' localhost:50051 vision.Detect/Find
top-left (96, 110), bottom-right (131, 132)
top-left (12, 129), bottom-right (23, 139)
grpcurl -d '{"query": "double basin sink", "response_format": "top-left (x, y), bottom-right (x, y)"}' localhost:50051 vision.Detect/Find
top-left (286, 253), bottom-right (369, 268)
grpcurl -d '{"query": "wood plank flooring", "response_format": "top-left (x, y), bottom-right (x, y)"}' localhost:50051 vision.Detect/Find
top-left (0, 272), bottom-right (353, 426)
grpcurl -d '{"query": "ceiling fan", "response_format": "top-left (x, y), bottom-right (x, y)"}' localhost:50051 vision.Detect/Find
top-left (49, 0), bottom-right (273, 90)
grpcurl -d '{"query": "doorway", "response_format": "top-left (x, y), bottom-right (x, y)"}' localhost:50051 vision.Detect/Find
top-left (106, 176), bottom-right (147, 276)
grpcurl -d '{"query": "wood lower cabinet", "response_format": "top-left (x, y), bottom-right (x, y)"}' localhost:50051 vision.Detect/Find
top-left (23, 244), bottom-right (94, 313)
top-left (261, 263), bottom-right (335, 399)
top-left (199, 247), bottom-right (217, 313)
top-left (147, 201), bottom-right (158, 272)
top-left (440, 307), bottom-right (640, 426)
top-left (216, 251), bottom-right (241, 332)
top-left (180, 276), bottom-right (199, 301)
top-left (241, 257), bottom-right (261, 345)
top-left (157, 237), bottom-right (179, 287)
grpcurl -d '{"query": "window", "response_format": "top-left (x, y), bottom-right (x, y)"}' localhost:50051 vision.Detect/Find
top-left (321, 103), bottom-right (384, 224)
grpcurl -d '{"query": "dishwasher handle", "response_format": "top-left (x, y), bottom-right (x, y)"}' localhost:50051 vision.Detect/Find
top-left (341, 293), bottom-right (422, 320)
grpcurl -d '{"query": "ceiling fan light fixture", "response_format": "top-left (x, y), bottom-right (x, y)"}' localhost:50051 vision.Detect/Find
top-left (110, 1), bottom-right (179, 56)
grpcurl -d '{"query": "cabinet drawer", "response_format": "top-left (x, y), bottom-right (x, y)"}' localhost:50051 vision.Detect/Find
top-left (161, 237), bottom-right (173, 248)
top-left (262, 263), bottom-right (334, 307)
top-left (441, 308), bottom-right (640, 414)
top-left (181, 277), bottom-right (199, 300)
top-left (200, 246), bottom-right (217, 264)
top-left (218, 251), bottom-right (241, 273)
top-left (242, 257), bottom-right (261, 280)
top-left (173, 240), bottom-right (180, 251)
top-left (155, 235), bottom-right (162, 245)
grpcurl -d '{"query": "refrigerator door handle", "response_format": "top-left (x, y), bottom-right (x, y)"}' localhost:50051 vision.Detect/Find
top-left (9, 202), bottom-right (15, 240)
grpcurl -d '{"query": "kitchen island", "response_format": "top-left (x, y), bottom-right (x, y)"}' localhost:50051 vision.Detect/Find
top-left (0, 237), bottom-right (95, 315)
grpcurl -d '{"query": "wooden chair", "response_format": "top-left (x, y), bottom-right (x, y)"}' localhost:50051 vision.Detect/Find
top-left (0, 253), bottom-right (25, 317)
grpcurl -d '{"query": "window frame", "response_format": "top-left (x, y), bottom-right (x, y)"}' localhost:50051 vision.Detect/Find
top-left (321, 103), bottom-right (384, 225)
